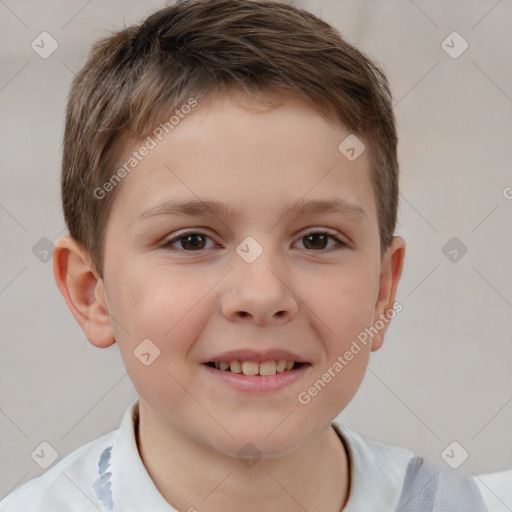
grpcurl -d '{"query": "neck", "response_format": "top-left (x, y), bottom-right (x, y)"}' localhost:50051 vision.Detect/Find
top-left (135, 402), bottom-right (350, 512)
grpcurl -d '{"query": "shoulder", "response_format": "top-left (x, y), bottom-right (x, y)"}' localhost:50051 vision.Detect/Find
top-left (398, 456), bottom-right (487, 511)
top-left (0, 431), bottom-right (116, 512)
top-left (473, 469), bottom-right (512, 512)
top-left (332, 423), bottom-right (488, 511)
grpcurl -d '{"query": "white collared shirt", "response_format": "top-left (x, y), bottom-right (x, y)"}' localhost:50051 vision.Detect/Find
top-left (0, 398), bottom-right (503, 511)
top-left (474, 469), bottom-right (512, 512)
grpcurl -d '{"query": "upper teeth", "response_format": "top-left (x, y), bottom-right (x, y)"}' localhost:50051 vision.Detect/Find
top-left (214, 360), bottom-right (296, 376)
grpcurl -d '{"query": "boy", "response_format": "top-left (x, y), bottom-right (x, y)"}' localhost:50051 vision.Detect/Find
top-left (0, 0), bottom-right (493, 510)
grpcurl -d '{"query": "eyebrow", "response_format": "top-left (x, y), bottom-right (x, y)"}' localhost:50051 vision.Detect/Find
top-left (138, 197), bottom-right (368, 224)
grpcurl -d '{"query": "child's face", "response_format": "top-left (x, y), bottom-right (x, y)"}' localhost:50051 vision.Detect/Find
top-left (93, 91), bottom-right (404, 457)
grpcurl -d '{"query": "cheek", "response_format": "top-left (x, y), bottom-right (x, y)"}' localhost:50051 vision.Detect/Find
top-left (107, 270), bottom-right (208, 409)
top-left (308, 269), bottom-right (377, 339)
top-left (109, 267), bottom-right (211, 358)
top-left (302, 271), bottom-right (375, 402)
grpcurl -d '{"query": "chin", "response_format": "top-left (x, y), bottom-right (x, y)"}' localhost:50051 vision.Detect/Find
top-left (206, 418), bottom-right (314, 461)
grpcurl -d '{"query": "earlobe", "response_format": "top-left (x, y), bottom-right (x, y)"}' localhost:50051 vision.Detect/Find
top-left (370, 236), bottom-right (406, 352)
top-left (53, 236), bottom-right (116, 349)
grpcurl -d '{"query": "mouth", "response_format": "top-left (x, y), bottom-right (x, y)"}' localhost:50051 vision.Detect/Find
top-left (203, 360), bottom-right (309, 376)
top-left (201, 358), bottom-right (312, 393)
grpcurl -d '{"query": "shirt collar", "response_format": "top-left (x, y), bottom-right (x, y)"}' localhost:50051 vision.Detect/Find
top-left (331, 422), bottom-right (412, 510)
top-left (108, 400), bottom-right (411, 511)
top-left (111, 398), bottom-right (177, 512)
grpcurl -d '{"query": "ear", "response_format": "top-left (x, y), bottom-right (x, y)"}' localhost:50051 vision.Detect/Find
top-left (370, 236), bottom-right (406, 352)
top-left (53, 236), bottom-right (115, 348)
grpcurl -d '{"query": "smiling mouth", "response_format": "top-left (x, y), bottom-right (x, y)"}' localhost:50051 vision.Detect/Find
top-left (204, 360), bottom-right (309, 376)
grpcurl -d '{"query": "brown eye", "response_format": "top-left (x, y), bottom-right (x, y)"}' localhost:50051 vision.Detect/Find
top-left (163, 232), bottom-right (214, 251)
top-left (296, 231), bottom-right (346, 251)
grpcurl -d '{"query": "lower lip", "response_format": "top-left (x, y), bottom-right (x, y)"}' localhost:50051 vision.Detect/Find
top-left (201, 363), bottom-right (311, 393)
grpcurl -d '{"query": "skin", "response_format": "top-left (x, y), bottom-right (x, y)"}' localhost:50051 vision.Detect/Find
top-left (54, 90), bottom-right (405, 512)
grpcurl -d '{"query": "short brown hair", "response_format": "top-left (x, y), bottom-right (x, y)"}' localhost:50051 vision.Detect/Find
top-left (62, 0), bottom-right (399, 277)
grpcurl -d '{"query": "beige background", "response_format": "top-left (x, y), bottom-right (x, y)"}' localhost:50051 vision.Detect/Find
top-left (1, 0), bottom-right (511, 500)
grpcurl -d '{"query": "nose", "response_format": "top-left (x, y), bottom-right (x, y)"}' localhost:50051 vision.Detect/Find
top-left (221, 250), bottom-right (299, 325)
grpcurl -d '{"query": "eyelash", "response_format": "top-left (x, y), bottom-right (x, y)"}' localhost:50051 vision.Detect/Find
top-left (161, 229), bottom-right (348, 253)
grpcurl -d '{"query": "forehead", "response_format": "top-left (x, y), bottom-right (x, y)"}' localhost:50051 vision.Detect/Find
top-left (108, 91), bottom-right (376, 228)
